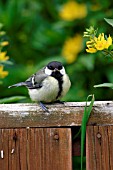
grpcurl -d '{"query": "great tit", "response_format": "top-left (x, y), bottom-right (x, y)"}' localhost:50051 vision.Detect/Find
top-left (9, 61), bottom-right (71, 111)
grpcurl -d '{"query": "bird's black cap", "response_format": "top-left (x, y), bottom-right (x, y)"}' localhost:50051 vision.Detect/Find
top-left (47, 61), bottom-right (63, 70)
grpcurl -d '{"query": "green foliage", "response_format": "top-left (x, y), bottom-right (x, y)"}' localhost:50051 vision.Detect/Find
top-left (0, 96), bottom-right (26, 103)
top-left (0, 0), bottom-right (113, 103)
top-left (72, 95), bottom-right (94, 170)
top-left (0, 1), bottom-right (113, 169)
top-left (104, 18), bottom-right (113, 27)
top-left (73, 156), bottom-right (86, 170)
top-left (94, 83), bottom-right (113, 88)
top-left (81, 94), bottom-right (95, 170)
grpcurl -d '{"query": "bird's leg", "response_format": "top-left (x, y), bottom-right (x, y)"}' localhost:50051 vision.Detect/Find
top-left (39, 102), bottom-right (49, 113)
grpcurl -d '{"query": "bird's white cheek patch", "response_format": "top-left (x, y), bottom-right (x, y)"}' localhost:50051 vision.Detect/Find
top-left (45, 67), bottom-right (52, 75)
top-left (60, 67), bottom-right (66, 75)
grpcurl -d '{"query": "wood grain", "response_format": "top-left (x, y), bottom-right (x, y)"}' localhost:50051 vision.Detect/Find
top-left (0, 128), bottom-right (72, 170)
top-left (27, 128), bottom-right (72, 170)
top-left (0, 101), bottom-right (113, 128)
top-left (86, 126), bottom-right (113, 170)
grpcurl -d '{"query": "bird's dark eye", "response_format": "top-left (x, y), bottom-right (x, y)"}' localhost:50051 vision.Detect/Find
top-left (48, 65), bottom-right (54, 70)
top-left (58, 65), bottom-right (62, 70)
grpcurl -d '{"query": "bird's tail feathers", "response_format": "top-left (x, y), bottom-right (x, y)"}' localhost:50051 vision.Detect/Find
top-left (8, 82), bottom-right (26, 88)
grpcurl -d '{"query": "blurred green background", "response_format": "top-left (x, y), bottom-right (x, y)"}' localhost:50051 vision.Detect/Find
top-left (0, 0), bottom-right (113, 103)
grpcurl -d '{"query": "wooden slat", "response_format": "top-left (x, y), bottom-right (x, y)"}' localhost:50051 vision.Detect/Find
top-left (27, 128), bottom-right (35, 170)
top-left (10, 129), bottom-right (19, 170)
top-left (0, 129), bottom-right (4, 169)
top-left (0, 129), bottom-right (27, 170)
top-left (27, 128), bottom-right (72, 170)
top-left (19, 129), bottom-right (27, 170)
top-left (1, 101), bottom-right (113, 128)
top-left (108, 126), bottom-right (113, 169)
top-left (3, 130), bottom-right (9, 169)
top-left (86, 126), bottom-right (113, 170)
top-left (0, 128), bottom-right (72, 170)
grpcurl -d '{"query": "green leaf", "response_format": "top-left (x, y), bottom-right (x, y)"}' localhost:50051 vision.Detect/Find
top-left (104, 18), bottom-right (113, 27)
top-left (0, 96), bottom-right (26, 104)
top-left (108, 44), bottom-right (113, 51)
top-left (94, 83), bottom-right (113, 89)
top-left (0, 60), bottom-right (13, 65)
top-left (81, 94), bottom-right (95, 170)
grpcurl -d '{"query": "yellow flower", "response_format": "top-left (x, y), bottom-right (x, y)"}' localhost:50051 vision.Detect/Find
top-left (86, 47), bottom-right (97, 53)
top-left (1, 41), bottom-right (9, 46)
top-left (0, 65), bottom-right (8, 78)
top-left (0, 52), bottom-right (9, 62)
top-left (105, 35), bottom-right (112, 49)
top-left (86, 38), bottom-right (97, 53)
top-left (86, 33), bottom-right (113, 53)
top-left (86, 39), bottom-right (94, 45)
top-left (94, 40), bottom-right (107, 50)
top-left (62, 34), bottom-right (83, 63)
top-left (94, 34), bottom-right (112, 50)
top-left (97, 33), bottom-right (105, 41)
top-left (59, 1), bottom-right (87, 21)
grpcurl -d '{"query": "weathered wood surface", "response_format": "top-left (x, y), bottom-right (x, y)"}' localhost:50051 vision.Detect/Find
top-left (0, 128), bottom-right (72, 170)
top-left (86, 126), bottom-right (113, 170)
top-left (0, 101), bottom-right (113, 128)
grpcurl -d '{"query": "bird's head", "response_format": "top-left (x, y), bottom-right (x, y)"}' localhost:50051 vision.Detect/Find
top-left (45, 61), bottom-right (66, 78)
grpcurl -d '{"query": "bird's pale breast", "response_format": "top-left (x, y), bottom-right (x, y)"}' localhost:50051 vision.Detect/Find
top-left (28, 76), bottom-right (59, 103)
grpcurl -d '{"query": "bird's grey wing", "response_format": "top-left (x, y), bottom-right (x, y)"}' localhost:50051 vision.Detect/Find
top-left (25, 67), bottom-right (48, 89)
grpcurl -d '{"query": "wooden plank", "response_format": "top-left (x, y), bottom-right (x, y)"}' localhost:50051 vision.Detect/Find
top-left (0, 129), bottom-right (27, 170)
top-left (9, 129), bottom-right (21, 170)
top-left (10, 129), bottom-right (18, 170)
top-left (86, 126), bottom-right (113, 170)
top-left (86, 126), bottom-right (95, 170)
top-left (0, 129), bottom-right (10, 170)
top-left (27, 128), bottom-right (72, 170)
top-left (108, 126), bottom-right (113, 169)
top-left (27, 128), bottom-right (35, 170)
top-left (1, 101), bottom-right (113, 128)
top-left (19, 129), bottom-right (27, 170)
top-left (0, 129), bottom-right (4, 169)
top-left (0, 128), bottom-right (72, 170)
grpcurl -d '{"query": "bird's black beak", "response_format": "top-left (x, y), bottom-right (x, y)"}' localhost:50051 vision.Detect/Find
top-left (54, 68), bottom-right (59, 72)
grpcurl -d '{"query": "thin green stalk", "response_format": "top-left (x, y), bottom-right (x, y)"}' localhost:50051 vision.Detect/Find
top-left (81, 94), bottom-right (95, 170)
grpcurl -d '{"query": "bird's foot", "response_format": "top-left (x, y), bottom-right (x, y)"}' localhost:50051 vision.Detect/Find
top-left (39, 102), bottom-right (49, 113)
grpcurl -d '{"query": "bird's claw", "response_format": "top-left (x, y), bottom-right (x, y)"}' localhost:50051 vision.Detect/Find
top-left (39, 102), bottom-right (49, 113)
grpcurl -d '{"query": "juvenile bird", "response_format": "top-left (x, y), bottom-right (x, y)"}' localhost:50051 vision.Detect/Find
top-left (9, 61), bottom-right (71, 111)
